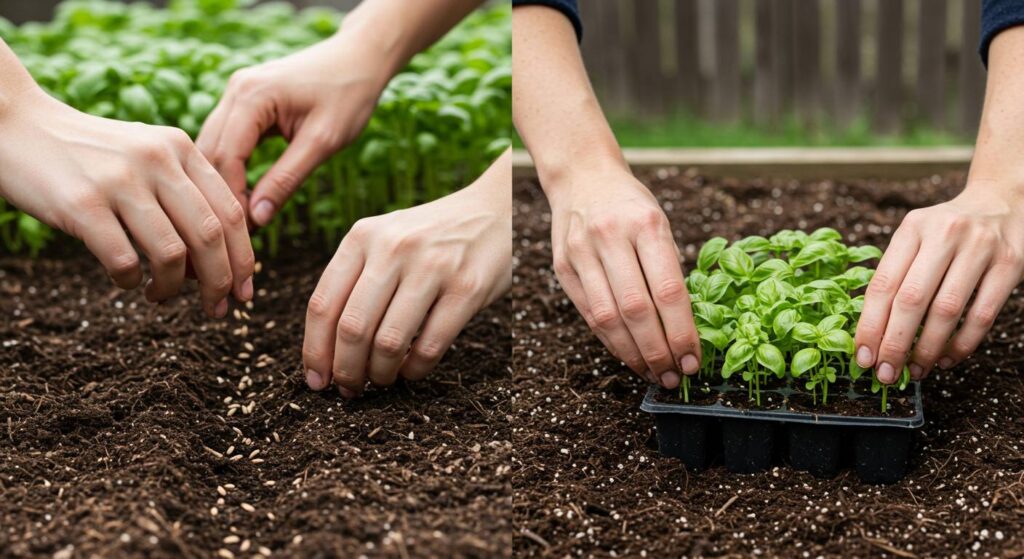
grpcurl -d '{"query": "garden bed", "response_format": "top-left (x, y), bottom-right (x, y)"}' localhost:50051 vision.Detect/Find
top-left (512, 170), bottom-right (1024, 557)
top-left (0, 250), bottom-right (511, 558)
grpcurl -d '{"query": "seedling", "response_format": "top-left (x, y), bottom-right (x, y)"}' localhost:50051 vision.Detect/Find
top-left (686, 229), bottom-right (907, 412)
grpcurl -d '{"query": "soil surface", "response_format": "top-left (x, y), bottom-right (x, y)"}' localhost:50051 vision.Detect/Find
top-left (0, 251), bottom-right (511, 558)
top-left (513, 170), bottom-right (1024, 558)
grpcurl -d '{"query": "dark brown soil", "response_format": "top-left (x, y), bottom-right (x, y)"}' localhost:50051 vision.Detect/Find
top-left (0, 252), bottom-right (511, 558)
top-left (512, 170), bottom-right (1024, 558)
top-left (719, 389), bottom-right (785, 411)
top-left (787, 392), bottom-right (916, 418)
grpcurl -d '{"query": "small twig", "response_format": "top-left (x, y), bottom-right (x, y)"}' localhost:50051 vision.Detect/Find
top-left (714, 495), bottom-right (739, 518)
top-left (520, 529), bottom-right (550, 548)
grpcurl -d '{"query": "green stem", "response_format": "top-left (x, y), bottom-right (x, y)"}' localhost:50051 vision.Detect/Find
top-left (881, 385), bottom-right (889, 414)
top-left (682, 375), bottom-right (690, 403)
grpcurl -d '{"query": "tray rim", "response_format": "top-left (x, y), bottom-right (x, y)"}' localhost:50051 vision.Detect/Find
top-left (640, 381), bottom-right (924, 429)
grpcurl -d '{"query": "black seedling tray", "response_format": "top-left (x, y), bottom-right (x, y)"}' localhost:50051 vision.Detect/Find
top-left (641, 381), bottom-right (924, 484)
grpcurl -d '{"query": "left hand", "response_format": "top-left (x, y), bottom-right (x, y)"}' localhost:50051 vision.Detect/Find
top-left (301, 150), bottom-right (512, 397)
top-left (854, 184), bottom-right (1024, 383)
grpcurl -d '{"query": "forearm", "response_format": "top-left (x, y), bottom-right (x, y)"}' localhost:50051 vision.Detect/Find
top-left (512, 6), bottom-right (627, 197)
top-left (969, 26), bottom-right (1024, 193)
top-left (338, 0), bottom-right (483, 81)
top-left (0, 39), bottom-right (38, 127)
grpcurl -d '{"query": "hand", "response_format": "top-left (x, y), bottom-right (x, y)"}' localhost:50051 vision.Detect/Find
top-left (196, 32), bottom-right (390, 227)
top-left (302, 150), bottom-right (512, 397)
top-left (0, 88), bottom-right (255, 317)
top-left (855, 185), bottom-right (1024, 383)
top-left (546, 166), bottom-right (701, 389)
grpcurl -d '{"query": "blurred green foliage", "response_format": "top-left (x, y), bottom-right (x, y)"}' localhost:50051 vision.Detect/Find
top-left (0, 0), bottom-right (512, 256)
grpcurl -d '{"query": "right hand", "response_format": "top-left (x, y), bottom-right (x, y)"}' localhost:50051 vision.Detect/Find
top-left (0, 88), bottom-right (255, 317)
top-left (546, 166), bottom-right (701, 389)
top-left (196, 32), bottom-right (390, 227)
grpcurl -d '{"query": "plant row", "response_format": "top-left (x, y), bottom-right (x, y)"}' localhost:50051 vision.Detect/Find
top-left (0, 0), bottom-right (512, 255)
top-left (685, 229), bottom-right (910, 413)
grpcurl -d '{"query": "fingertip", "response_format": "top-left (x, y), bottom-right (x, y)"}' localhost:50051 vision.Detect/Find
top-left (937, 356), bottom-right (954, 369)
top-left (214, 298), bottom-right (228, 318)
top-left (306, 369), bottom-right (327, 391)
top-left (660, 371), bottom-right (680, 389)
top-left (909, 362), bottom-right (925, 380)
top-left (876, 361), bottom-right (897, 384)
top-left (337, 385), bottom-right (359, 400)
top-left (680, 354), bottom-right (700, 375)
top-left (238, 276), bottom-right (254, 302)
top-left (855, 345), bottom-right (874, 368)
top-left (250, 199), bottom-right (275, 227)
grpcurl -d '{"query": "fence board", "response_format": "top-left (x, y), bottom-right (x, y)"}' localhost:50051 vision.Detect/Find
top-left (753, 0), bottom-right (777, 126)
top-left (710, 0), bottom-right (740, 122)
top-left (874, 0), bottom-right (904, 133)
top-left (916, 0), bottom-right (947, 128)
top-left (627, 0), bottom-right (665, 115)
top-left (959, 0), bottom-right (985, 136)
top-left (673, 0), bottom-right (701, 113)
top-left (834, 0), bottom-right (862, 127)
top-left (792, 0), bottom-right (822, 128)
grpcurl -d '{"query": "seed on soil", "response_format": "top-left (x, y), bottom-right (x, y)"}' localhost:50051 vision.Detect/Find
top-left (223, 535), bottom-right (240, 544)
top-left (244, 342), bottom-right (254, 352)
top-left (249, 450), bottom-right (260, 459)
top-left (217, 549), bottom-right (234, 559)
top-left (265, 321), bottom-right (276, 330)
top-left (258, 546), bottom-right (272, 557)
top-left (240, 540), bottom-right (251, 552)
top-left (240, 503), bottom-right (256, 513)
top-left (204, 446), bottom-right (224, 459)
top-left (217, 486), bottom-right (227, 496)
top-left (288, 403), bottom-right (301, 411)
top-left (210, 507), bottom-right (218, 517)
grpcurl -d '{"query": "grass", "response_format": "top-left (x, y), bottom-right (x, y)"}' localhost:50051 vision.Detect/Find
top-left (605, 113), bottom-right (971, 148)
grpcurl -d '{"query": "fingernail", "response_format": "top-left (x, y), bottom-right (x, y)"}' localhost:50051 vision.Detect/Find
top-left (909, 363), bottom-right (924, 380)
top-left (252, 200), bottom-right (275, 226)
top-left (240, 277), bottom-right (254, 301)
top-left (680, 354), bottom-right (700, 375)
top-left (660, 371), bottom-right (680, 389)
top-left (938, 357), bottom-right (954, 369)
top-left (214, 298), bottom-right (228, 318)
top-left (876, 362), bottom-right (896, 384)
top-left (856, 345), bottom-right (873, 368)
top-left (306, 369), bottom-right (325, 390)
top-left (338, 386), bottom-right (358, 399)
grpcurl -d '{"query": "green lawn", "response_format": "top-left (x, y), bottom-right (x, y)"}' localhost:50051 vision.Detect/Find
top-left (606, 114), bottom-right (971, 148)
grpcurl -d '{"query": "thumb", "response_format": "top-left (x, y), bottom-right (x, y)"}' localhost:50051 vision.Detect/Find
top-left (249, 125), bottom-right (334, 227)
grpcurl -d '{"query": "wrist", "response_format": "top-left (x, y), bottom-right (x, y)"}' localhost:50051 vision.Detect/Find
top-left (334, 9), bottom-right (410, 87)
top-left (541, 155), bottom-right (633, 211)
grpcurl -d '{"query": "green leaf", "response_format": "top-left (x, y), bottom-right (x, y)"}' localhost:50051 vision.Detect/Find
top-left (734, 235), bottom-right (771, 254)
top-left (751, 258), bottom-right (792, 282)
top-left (819, 330), bottom-right (854, 353)
top-left (118, 84), bottom-right (158, 122)
top-left (809, 227), bottom-right (843, 242)
top-left (187, 91), bottom-right (217, 121)
top-left (848, 245), bottom-right (883, 263)
top-left (836, 266), bottom-right (875, 290)
top-left (817, 314), bottom-right (848, 332)
top-left (722, 341), bottom-right (755, 377)
top-left (719, 246), bottom-right (754, 280)
top-left (849, 355), bottom-right (865, 381)
top-left (755, 278), bottom-right (784, 306)
top-left (789, 240), bottom-right (833, 269)
top-left (698, 325), bottom-right (731, 351)
top-left (898, 365), bottom-right (911, 390)
top-left (791, 348), bottom-right (821, 376)
top-left (697, 237), bottom-right (728, 272)
top-left (692, 302), bottom-right (727, 327)
top-left (704, 272), bottom-right (733, 303)
top-left (823, 366), bottom-right (837, 383)
top-left (756, 343), bottom-right (786, 377)
top-left (735, 294), bottom-right (757, 312)
top-left (791, 323), bottom-right (819, 344)
top-left (772, 308), bottom-right (799, 339)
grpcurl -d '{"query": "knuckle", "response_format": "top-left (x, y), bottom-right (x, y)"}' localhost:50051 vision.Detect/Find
top-left (448, 274), bottom-right (482, 299)
top-left (108, 251), bottom-right (140, 277)
top-left (588, 215), bottom-right (620, 238)
top-left (993, 245), bottom-right (1023, 269)
top-left (156, 238), bottom-right (187, 267)
top-left (968, 303), bottom-right (1000, 327)
top-left (878, 339), bottom-right (909, 358)
top-left (373, 327), bottom-right (408, 358)
top-left (227, 70), bottom-right (257, 95)
top-left (336, 312), bottom-right (369, 343)
top-left (641, 349), bottom-right (672, 368)
top-left (636, 207), bottom-right (666, 231)
top-left (653, 279), bottom-right (686, 304)
top-left (948, 339), bottom-right (975, 359)
top-left (413, 338), bottom-right (447, 362)
top-left (222, 200), bottom-right (247, 229)
top-left (198, 213), bottom-right (225, 246)
top-left (942, 214), bottom-right (969, 236)
top-left (209, 274), bottom-right (233, 297)
top-left (261, 168), bottom-right (301, 197)
top-left (866, 271), bottom-right (898, 297)
top-left (930, 292), bottom-right (965, 320)
top-left (165, 127), bottom-right (192, 150)
top-left (306, 291), bottom-right (334, 320)
top-left (134, 139), bottom-right (174, 166)
top-left (619, 290), bottom-right (653, 320)
top-left (913, 343), bottom-right (941, 363)
top-left (565, 232), bottom-right (589, 254)
top-left (894, 282), bottom-right (929, 310)
top-left (668, 331), bottom-right (698, 352)
top-left (590, 304), bottom-right (620, 330)
top-left (552, 255), bottom-right (575, 278)
top-left (348, 218), bottom-right (375, 240)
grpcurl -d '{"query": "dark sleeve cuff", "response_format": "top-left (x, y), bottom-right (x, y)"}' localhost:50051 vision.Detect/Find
top-left (980, 0), bottom-right (1024, 65)
top-left (512, 0), bottom-right (582, 42)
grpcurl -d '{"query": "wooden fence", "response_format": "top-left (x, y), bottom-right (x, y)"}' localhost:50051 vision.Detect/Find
top-left (579, 0), bottom-right (986, 137)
